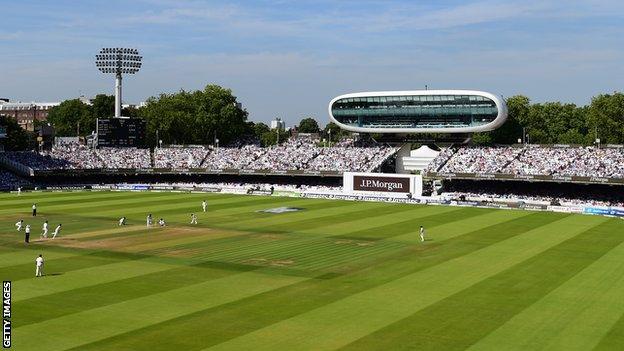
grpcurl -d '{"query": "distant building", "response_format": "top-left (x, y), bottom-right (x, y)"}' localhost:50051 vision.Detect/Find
top-left (329, 90), bottom-right (507, 134)
top-left (271, 118), bottom-right (286, 131)
top-left (0, 101), bottom-right (60, 131)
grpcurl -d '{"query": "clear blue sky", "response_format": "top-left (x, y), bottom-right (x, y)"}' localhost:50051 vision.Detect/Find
top-left (1, 0), bottom-right (623, 126)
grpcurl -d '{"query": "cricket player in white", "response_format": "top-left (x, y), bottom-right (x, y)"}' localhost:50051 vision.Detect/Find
top-left (16, 219), bottom-right (23, 231)
top-left (147, 214), bottom-right (153, 228)
top-left (190, 213), bottom-right (197, 224)
top-left (119, 217), bottom-right (126, 226)
top-left (419, 226), bottom-right (425, 242)
top-left (42, 220), bottom-right (49, 238)
top-left (52, 224), bottom-right (62, 239)
top-left (202, 200), bottom-right (207, 212)
top-left (35, 254), bottom-right (44, 277)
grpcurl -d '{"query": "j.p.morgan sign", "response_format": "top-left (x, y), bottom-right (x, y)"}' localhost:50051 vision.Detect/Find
top-left (353, 175), bottom-right (410, 193)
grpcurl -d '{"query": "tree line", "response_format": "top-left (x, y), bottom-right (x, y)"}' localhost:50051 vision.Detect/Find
top-left (474, 93), bottom-right (624, 145)
top-left (4, 84), bottom-right (622, 150)
top-left (41, 84), bottom-right (345, 148)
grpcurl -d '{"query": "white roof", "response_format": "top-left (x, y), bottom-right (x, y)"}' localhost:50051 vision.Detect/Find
top-left (410, 145), bottom-right (440, 158)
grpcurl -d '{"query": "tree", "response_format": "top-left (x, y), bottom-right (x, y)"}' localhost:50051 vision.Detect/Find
top-left (91, 94), bottom-right (115, 119)
top-left (139, 84), bottom-right (249, 146)
top-left (46, 99), bottom-right (93, 137)
top-left (261, 129), bottom-right (290, 146)
top-left (588, 93), bottom-right (624, 144)
top-left (523, 102), bottom-right (588, 144)
top-left (323, 122), bottom-right (345, 142)
top-left (0, 115), bottom-right (35, 151)
top-left (252, 122), bottom-right (270, 139)
top-left (492, 95), bottom-right (528, 144)
top-left (297, 117), bottom-right (320, 133)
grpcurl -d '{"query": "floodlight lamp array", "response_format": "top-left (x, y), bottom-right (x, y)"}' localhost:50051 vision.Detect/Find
top-left (95, 48), bottom-right (142, 74)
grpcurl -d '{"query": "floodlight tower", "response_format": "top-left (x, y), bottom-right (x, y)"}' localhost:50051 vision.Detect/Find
top-left (95, 48), bottom-right (142, 118)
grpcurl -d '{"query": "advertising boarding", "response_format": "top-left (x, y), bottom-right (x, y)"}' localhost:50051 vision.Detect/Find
top-left (344, 172), bottom-right (422, 196)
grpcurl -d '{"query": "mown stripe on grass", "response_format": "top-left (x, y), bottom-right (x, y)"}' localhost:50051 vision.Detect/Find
top-left (217, 199), bottom-right (378, 230)
top-left (204, 215), bottom-right (605, 351)
top-left (0, 191), bottom-right (137, 210)
top-left (303, 204), bottom-right (461, 238)
top-left (69, 212), bottom-right (565, 351)
top-left (12, 258), bottom-right (178, 302)
top-left (466, 220), bottom-right (624, 351)
top-left (0, 248), bottom-right (80, 268)
top-left (251, 202), bottom-right (429, 234)
top-left (337, 206), bottom-right (484, 240)
top-left (593, 310), bottom-right (624, 350)
top-left (391, 208), bottom-right (531, 243)
top-left (3, 192), bottom-right (194, 216)
top-left (0, 252), bottom-right (129, 282)
top-left (13, 271), bottom-right (306, 351)
top-left (340, 218), bottom-right (623, 351)
top-left (13, 261), bottom-right (258, 327)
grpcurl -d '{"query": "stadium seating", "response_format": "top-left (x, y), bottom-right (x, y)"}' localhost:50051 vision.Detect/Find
top-left (428, 145), bottom-right (624, 179)
top-left (1, 137), bottom-right (398, 173)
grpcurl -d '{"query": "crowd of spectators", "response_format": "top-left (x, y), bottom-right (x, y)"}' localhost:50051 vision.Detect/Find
top-left (438, 147), bottom-right (522, 174)
top-left (202, 145), bottom-right (265, 170)
top-left (1, 137), bottom-right (397, 173)
top-left (425, 147), bottom-right (455, 172)
top-left (430, 145), bottom-right (624, 179)
top-left (42, 142), bottom-right (104, 169)
top-left (556, 147), bottom-right (624, 178)
top-left (96, 147), bottom-right (151, 169)
top-left (154, 147), bottom-right (209, 168)
top-left (308, 139), bottom-right (396, 172)
top-left (442, 179), bottom-right (624, 208)
top-left (201, 138), bottom-right (396, 172)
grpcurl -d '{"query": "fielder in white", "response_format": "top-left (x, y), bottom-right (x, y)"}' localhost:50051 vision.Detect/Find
top-left (419, 226), bottom-right (426, 242)
top-left (190, 213), bottom-right (198, 225)
top-left (119, 217), bottom-right (126, 226)
top-left (35, 254), bottom-right (44, 277)
top-left (15, 219), bottom-right (23, 231)
top-left (147, 214), bottom-right (153, 228)
top-left (42, 220), bottom-right (49, 238)
top-left (202, 200), bottom-right (207, 212)
top-left (52, 224), bottom-right (62, 239)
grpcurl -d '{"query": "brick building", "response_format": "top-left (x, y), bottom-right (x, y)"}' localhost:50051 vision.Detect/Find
top-left (0, 101), bottom-right (60, 131)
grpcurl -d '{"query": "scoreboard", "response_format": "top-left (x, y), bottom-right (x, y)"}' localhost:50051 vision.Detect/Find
top-left (97, 118), bottom-right (146, 147)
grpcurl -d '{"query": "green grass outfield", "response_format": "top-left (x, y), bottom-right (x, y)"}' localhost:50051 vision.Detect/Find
top-left (1, 190), bottom-right (624, 350)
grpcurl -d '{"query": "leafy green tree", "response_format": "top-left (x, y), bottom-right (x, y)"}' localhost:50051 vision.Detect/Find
top-left (139, 84), bottom-right (249, 146)
top-left (524, 102), bottom-right (588, 144)
top-left (261, 129), bottom-right (290, 146)
top-left (46, 99), bottom-right (93, 136)
top-left (588, 93), bottom-right (624, 144)
top-left (252, 122), bottom-right (270, 140)
top-left (91, 94), bottom-right (115, 119)
top-left (0, 115), bottom-right (35, 150)
top-left (323, 122), bottom-right (345, 142)
top-left (297, 117), bottom-right (320, 133)
top-left (471, 132), bottom-right (493, 145)
top-left (491, 95), bottom-right (528, 144)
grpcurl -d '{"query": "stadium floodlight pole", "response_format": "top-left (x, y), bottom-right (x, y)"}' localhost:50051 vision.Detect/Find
top-left (95, 48), bottom-right (142, 118)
